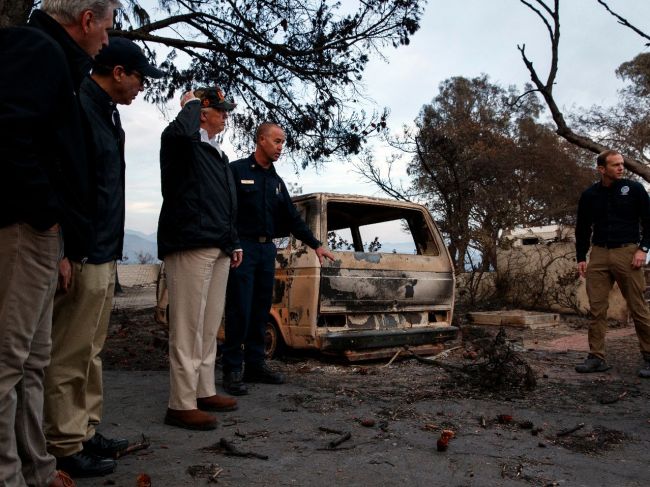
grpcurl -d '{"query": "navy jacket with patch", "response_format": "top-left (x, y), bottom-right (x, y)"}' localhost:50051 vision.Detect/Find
top-left (575, 178), bottom-right (650, 262)
top-left (229, 154), bottom-right (320, 249)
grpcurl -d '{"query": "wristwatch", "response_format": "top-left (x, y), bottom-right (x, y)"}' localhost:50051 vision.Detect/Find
top-left (640, 245), bottom-right (649, 253)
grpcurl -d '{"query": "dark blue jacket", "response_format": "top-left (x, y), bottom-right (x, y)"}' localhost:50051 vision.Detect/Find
top-left (230, 154), bottom-right (320, 248)
top-left (576, 178), bottom-right (650, 262)
top-left (0, 10), bottom-right (93, 260)
top-left (157, 100), bottom-right (239, 258)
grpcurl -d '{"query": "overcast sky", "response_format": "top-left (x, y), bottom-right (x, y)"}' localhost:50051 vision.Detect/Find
top-left (120, 0), bottom-right (650, 234)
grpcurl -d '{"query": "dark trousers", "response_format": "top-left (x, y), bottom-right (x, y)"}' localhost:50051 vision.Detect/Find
top-left (222, 240), bottom-right (276, 373)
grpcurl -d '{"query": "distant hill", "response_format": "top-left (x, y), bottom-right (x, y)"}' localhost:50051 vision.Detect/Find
top-left (124, 230), bottom-right (157, 242)
top-left (380, 242), bottom-right (417, 254)
top-left (122, 230), bottom-right (158, 264)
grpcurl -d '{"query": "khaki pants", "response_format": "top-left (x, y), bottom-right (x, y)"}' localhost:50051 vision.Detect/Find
top-left (43, 261), bottom-right (116, 457)
top-left (586, 245), bottom-right (650, 359)
top-left (0, 223), bottom-right (60, 487)
top-left (165, 248), bottom-right (230, 410)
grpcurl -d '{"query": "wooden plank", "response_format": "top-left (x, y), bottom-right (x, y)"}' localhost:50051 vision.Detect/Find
top-left (468, 310), bottom-right (559, 328)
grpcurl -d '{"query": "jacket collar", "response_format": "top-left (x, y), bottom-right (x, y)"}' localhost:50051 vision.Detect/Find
top-left (82, 76), bottom-right (113, 106)
top-left (246, 153), bottom-right (277, 175)
top-left (28, 10), bottom-right (92, 91)
top-left (598, 178), bottom-right (628, 191)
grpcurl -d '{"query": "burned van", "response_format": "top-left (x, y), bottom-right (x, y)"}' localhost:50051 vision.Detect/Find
top-left (156, 193), bottom-right (457, 360)
top-left (267, 193), bottom-right (456, 360)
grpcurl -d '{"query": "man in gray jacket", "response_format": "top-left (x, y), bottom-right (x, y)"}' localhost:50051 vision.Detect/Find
top-left (0, 1), bottom-right (119, 486)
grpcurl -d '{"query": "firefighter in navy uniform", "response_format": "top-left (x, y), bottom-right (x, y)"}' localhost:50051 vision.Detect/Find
top-left (222, 123), bottom-right (334, 395)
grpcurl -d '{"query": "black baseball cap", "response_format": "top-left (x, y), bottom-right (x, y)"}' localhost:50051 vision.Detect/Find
top-left (194, 87), bottom-right (237, 111)
top-left (95, 37), bottom-right (165, 79)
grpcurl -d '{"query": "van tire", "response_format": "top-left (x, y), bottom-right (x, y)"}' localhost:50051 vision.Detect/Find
top-left (265, 318), bottom-right (284, 359)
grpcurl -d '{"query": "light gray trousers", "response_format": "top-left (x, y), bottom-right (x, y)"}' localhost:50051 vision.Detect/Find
top-left (0, 223), bottom-right (60, 487)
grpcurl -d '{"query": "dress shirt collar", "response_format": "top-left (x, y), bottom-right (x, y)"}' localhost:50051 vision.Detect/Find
top-left (200, 128), bottom-right (223, 156)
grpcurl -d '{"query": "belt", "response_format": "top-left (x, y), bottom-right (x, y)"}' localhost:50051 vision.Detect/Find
top-left (242, 236), bottom-right (271, 243)
top-left (594, 242), bottom-right (636, 249)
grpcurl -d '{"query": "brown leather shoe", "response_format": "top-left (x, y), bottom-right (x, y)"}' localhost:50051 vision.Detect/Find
top-left (164, 408), bottom-right (217, 430)
top-left (48, 470), bottom-right (76, 487)
top-left (197, 394), bottom-right (238, 412)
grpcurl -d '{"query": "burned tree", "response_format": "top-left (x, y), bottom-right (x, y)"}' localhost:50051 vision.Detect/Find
top-left (356, 75), bottom-right (593, 272)
top-left (516, 0), bottom-right (650, 181)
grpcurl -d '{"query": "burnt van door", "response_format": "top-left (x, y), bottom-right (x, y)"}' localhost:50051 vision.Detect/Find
top-left (320, 201), bottom-right (454, 318)
top-left (284, 198), bottom-right (321, 350)
top-left (272, 235), bottom-right (292, 340)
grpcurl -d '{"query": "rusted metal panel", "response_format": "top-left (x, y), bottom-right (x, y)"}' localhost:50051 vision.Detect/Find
top-left (318, 327), bottom-right (458, 351)
top-left (320, 266), bottom-right (454, 313)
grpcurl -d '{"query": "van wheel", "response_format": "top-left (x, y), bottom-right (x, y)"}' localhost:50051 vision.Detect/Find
top-left (264, 319), bottom-right (284, 359)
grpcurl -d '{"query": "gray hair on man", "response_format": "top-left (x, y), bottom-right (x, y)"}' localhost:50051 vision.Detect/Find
top-left (42, 0), bottom-right (122, 25)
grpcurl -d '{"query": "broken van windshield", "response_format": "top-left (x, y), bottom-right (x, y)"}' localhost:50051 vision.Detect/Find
top-left (326, 201), bottom-right (439, 256)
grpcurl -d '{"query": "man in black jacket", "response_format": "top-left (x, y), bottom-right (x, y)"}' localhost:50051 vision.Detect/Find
top-left (157, 87), bottom-right (242, 431)
top-left (0, 2), bottom-right (120, 486)
top-left (43, 37), bottom-right (164, 478)
top-left (575, 150), bottom-right (650, 377)
top-left (222, 123), bottom-right (334, 396)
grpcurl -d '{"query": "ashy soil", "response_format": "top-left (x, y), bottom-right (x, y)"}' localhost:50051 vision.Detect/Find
top-left (92, 306), bottom-right (650, 487)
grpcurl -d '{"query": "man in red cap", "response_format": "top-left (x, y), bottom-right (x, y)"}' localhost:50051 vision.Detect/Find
top-left (157, 87), bottom-right (242, 430)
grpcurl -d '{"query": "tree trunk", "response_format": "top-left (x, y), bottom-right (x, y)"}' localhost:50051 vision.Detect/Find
top-left (0, 0), bottom-right (34, 28)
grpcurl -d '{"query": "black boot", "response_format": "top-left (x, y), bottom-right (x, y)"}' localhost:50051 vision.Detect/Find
top-left (639, 356), bottom-right (650, 378)
top-left (56, 451), bottom-right (116, 478)
top-left (82, 432), bottom-right (129, 457)
top-left (575, 354), bottom-right (611, 373)
top-left (244, 363), bottom-right (286, 384)
top-left (223, 370), bottom-right (249, 395)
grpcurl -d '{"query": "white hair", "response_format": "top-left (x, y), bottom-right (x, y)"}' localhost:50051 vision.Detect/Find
top-left (41, 0), bottom-right (122, 24)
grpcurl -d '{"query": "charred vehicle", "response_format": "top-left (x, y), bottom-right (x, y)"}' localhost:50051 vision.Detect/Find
top-left (267, 193), bottom-right (456, 360)
top-left (156, 193), bottom-right (457, 360)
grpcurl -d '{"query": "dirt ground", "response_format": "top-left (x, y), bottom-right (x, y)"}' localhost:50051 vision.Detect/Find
top-left (93, 303), bottom-right (650, 487)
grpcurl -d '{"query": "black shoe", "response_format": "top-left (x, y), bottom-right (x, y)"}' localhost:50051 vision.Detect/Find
top-left (243, 363), bottom-right (286, 384)
top-left (56, 451), bottom-right (116, 478)
top-left (575, 354), bottom-right (611, 373)
top-left (639, 358), bottom-right (650, 378)
top-left (82, 432), bottom-right (129, 458)
top-left (223, 370), bottom-right (249, 396)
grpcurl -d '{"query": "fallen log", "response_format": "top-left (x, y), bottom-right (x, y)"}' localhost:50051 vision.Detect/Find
top-left (202, 438), bottom-right (269, 460)
top-left (556, 423), bottom-right (585, 437)
top-left (328, 432), bottom-right (352, 449)
top-left (115, 434), bottom-right (150, 458)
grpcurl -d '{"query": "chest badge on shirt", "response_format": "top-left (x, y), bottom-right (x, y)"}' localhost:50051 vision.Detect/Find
top-left (621, 186), bottom-right (630, 195)
top-left (241, 179), bottom-right (255, 185)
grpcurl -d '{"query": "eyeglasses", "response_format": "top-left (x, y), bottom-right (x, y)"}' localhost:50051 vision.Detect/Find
top-left (129, 70), bottom-right (149, 88)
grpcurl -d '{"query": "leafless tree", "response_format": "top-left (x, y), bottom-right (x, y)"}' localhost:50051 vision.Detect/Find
top-left (516, 0), bottom-right (650, 180)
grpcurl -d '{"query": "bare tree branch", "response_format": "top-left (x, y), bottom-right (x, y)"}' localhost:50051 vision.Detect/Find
top-left (517, 0), bottom-right (650, 181)
top-left (596, 0), bottom-right (650, 45)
